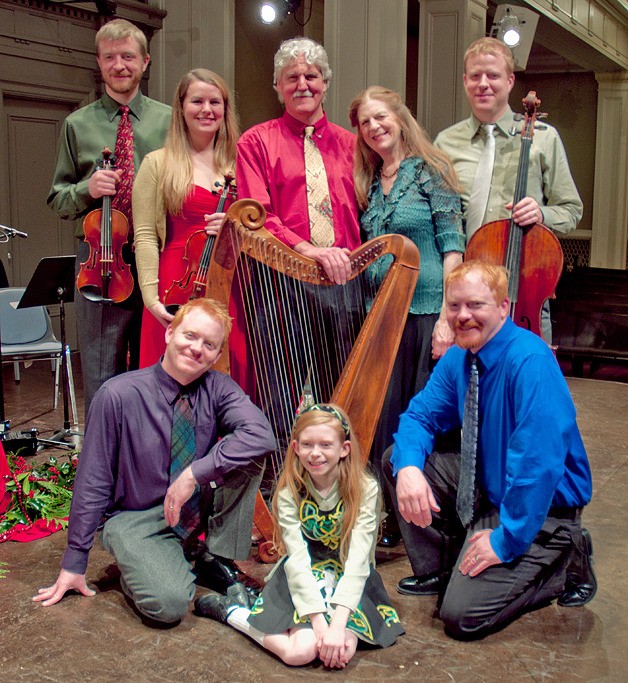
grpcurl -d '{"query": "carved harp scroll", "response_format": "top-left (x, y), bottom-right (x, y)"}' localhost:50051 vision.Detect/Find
top-left (209, 198), bottom-right (420, 460)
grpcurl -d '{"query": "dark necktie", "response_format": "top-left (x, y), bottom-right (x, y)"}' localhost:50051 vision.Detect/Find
top-left (457, 354), bottom-right (479, 527)
top-left (111, 104), bottom-right (135, 229)
top-left (170, 393), bottom-right (200, 539)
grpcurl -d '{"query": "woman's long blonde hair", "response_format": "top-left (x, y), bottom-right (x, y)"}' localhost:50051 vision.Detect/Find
top-left (272, 404), bottom-right (374, 565)
top-left (160, 69), bottom-right (239, 215)
top-left (349, 86), bottom-right (461, 209)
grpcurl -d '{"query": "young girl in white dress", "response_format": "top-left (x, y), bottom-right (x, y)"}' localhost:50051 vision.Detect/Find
top-left (194, 403), bottom-right (404, 669)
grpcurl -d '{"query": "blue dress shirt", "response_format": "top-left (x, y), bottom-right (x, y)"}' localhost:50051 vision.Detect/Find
top-left (391, 318), bottom-right (592, 562)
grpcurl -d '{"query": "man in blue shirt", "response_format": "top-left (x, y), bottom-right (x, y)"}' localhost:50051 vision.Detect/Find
top-left (385, 260), bottom-right (595, 639)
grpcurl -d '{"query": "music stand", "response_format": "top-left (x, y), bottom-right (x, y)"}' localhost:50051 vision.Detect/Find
top-left (18, 255), bottom-right (81, 450)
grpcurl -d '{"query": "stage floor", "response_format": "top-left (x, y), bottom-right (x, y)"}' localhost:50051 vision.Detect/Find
top-left (0, 359), bottom-right (626, 682)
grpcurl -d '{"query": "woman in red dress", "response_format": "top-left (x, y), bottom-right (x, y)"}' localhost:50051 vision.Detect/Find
top-left (133, 69), bottom-right (239, 367)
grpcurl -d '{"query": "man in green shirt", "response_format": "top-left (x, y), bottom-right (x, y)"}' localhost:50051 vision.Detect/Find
top-left (48, 19), bottom-right (171, 417)
top-left (434, 37), bottom-right (582, 342)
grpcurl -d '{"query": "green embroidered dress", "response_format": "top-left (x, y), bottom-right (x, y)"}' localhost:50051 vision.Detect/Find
top-left (248, 476), bottom-right (404, 647)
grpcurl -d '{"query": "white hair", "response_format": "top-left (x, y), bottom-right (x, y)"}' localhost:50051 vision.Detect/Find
top-left (273, 37), bottom-right (332, 103)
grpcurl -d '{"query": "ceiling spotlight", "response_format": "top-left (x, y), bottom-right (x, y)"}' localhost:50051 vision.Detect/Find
top-left (489, 4), bottom-right (539, 70)
top-left (260, 3), bottom-right (277, 24)
top-left (259, 1), bottom-right (302, 25)
top-left (500, 9), bottom-right (522, 47)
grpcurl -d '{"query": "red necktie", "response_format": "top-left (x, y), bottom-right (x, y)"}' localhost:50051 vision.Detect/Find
top-left (111, 105), bottom-right (135, 229)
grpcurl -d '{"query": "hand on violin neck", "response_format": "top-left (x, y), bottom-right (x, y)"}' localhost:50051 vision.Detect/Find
top-left (88, 168), bottom-right (123, 199)
top-left (203, 212), bottom-right (226, 236)
top-left (507, 196), bottom-right (544, 227)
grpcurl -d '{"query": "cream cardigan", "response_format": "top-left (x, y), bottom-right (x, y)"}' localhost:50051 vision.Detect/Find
top-left (132, 148), bottom-right (167, 308)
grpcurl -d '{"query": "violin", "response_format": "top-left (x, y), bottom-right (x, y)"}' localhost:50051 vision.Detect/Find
top-left (465, 91), bottom-right (564, 338)
top-left (163, 173), bottom-right (236, 314)
top-left (77, 147), bottom-right (134, 303)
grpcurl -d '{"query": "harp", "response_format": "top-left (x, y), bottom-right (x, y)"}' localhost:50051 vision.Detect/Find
top-left (207, 199), bottom-right (420, 561)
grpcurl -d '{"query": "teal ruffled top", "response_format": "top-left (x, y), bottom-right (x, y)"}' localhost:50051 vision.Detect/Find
top-left (360, 156), bottom-right (464, 315)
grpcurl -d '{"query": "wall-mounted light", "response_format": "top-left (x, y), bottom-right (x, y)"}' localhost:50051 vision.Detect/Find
top-left (490, 4), bottom-right (540, 70)
top-left (500, 8), bottom-right (522, 47)
top-left (259, 1), bottom-right (303, 25)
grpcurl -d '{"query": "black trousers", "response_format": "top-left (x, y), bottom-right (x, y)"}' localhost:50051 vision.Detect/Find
top-left (383, 446), bottom-right (580, 639)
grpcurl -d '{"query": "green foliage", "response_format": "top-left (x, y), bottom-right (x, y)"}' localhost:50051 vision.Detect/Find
top-left (0, 451), bottom-right (77, 538)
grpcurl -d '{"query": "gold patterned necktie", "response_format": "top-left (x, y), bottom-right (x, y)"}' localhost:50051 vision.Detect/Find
top-left (111, 105), bottom-right (135, 230)
top-left (303, 125), bottom-right (335, 248)
top-left (465, 123), bottom-right (496, 240)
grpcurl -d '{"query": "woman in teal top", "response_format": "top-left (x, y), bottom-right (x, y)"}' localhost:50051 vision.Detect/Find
top-left (349, 87), bottom-right (465, 543)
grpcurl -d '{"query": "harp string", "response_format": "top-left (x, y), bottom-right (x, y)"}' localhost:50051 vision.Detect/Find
top-left (228, 223), bottom-right (391, 488)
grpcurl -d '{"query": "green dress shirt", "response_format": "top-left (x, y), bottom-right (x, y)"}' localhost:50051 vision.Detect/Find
top-left (47, 91), bottom-right (171, 237)
top-left (434, 108), bottom-right (582, 238)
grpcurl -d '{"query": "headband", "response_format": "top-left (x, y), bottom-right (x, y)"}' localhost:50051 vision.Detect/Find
top-left (300, 404), bottom-right (350, 437)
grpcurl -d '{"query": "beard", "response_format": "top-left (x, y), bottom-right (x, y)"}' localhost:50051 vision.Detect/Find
top-left (453, 323), bottom-right (482, 350)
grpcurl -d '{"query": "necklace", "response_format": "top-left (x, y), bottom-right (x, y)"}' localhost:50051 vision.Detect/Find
top-left (380, 165), bottom-right (399, 179)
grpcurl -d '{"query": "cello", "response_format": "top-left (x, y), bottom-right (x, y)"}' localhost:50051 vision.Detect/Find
top-left (465, 91), bottom-right (564, 338)
top-left (163, 174), bottom-right (236, 314)
top-left (77, 147), bottom-right (134, 303)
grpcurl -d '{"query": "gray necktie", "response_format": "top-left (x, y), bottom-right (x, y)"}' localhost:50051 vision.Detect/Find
top-left (465, 123), bottom-right (496, 240)
top-left (457, 354), bottom-right (479, 527)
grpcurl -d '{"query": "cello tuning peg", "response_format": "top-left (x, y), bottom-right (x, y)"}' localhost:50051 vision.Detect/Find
top-left (537, 112), bottom-right (549, 119)
top-left (513, 113), bottom-right (524, 121)
top-left (534, 123), bottom-right (548, 130)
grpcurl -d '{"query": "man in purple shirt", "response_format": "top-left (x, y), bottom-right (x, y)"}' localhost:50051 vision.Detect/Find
top-left (33, 299), bottom-right (276, 624)
top-left (236, 37), bottom-right (360, 286)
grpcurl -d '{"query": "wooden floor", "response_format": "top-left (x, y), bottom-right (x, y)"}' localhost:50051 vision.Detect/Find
top-left (0, 357), bottom-right (626, 682)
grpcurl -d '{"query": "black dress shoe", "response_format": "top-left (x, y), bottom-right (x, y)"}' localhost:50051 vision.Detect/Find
top-left (194, 592), bottom-right (241, 622)
top-left (558, 528), bottom-right (597, 607)
top-left (379, 530), bottom-right (403, 548)
top-left (194, 553), bottom-right (242, 593)
top-left (378, 516), bottom-right (403, 548)
top-left (397, 572), bottom-right (448, 596)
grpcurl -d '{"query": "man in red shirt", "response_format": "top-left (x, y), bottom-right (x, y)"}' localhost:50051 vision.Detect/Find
top-left (236, 38), bottom-right (360, 286)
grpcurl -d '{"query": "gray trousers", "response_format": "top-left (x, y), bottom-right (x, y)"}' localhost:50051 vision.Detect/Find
top-left (74, 240), bottom-right (143, 418)
top-left (100, 461), bottom-right (264, 624)
top-left (384, 447), bottom-right (579, 639)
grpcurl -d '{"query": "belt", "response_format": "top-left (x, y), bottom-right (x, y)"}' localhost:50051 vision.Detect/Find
top-left (548, 506), bottom-right (582, 521)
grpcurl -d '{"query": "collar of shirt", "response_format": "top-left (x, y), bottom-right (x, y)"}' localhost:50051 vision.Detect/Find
top-left (281, 110), bottom-right (329, 139)
top-left (101, 90), bottom-right (144, 123)
top-left (468, 107), bottom-right (515, 141)
top-left (475, 317), bottom-right (517, 372)
top-left (153, 361), bottom-right (204, 408)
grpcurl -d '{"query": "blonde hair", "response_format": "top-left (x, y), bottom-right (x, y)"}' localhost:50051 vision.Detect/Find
top-left (349, 86), bottom-right (461, 209)
top-left (169, 298), bottom-right (233, 345)
top-left (95, 19), bottom-right (147, 57)
top-left (464, 37), bottom-right (515, 75)
top-left (446, 260), bottom-right (509, 303)
top-left (160, 69), bottom-right (239, 215)
top-left (272, 404), bottom-right (375, 564)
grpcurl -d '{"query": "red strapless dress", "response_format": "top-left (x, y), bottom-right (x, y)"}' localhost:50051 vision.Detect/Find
top-left (138, 186), bottom-right (252, 394)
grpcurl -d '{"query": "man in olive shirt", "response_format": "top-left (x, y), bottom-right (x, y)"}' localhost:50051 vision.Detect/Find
top-left (48, 19), bottom-right (171, 416)
top-left (434, 37), bottom-right (582, 342)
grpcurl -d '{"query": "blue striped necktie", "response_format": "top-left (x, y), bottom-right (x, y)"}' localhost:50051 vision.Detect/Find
top-left (170, 393), bottom-right (200, 539)
top-left (457, 354), bottom-right (479, 527)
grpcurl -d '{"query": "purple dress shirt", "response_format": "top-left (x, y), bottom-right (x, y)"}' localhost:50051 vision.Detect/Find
top-left (62, 362), bottom-right (275, 574)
